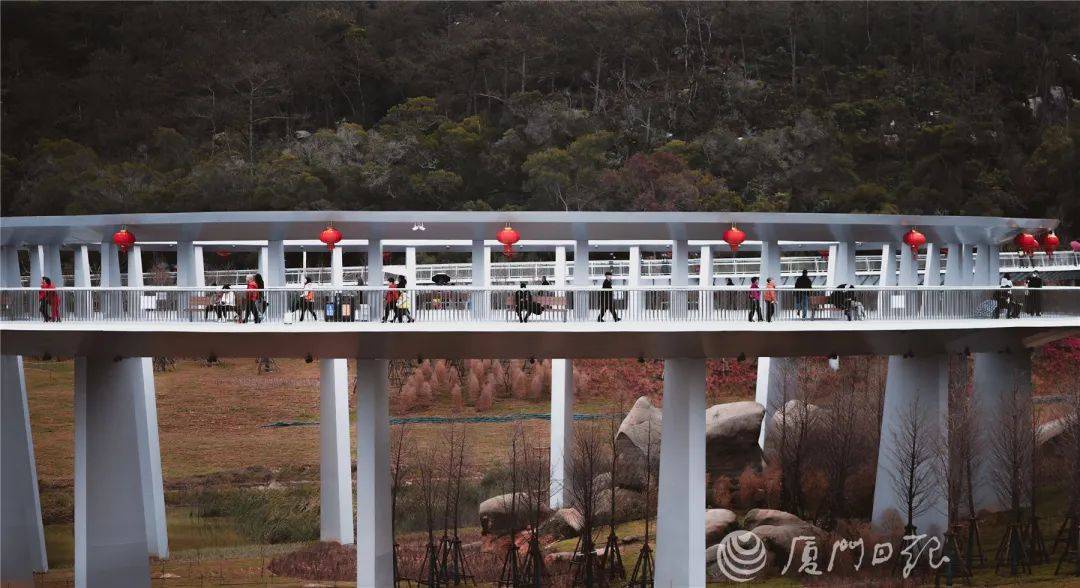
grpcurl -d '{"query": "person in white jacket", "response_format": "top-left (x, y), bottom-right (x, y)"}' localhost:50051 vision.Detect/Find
top-left (220, 284), bottom-right (237, 322)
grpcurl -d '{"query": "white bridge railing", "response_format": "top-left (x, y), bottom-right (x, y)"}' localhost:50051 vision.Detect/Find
top-left (45, 250), bottom-right (1080, 287)
top-left (3, 286), bottom-right (1076, 325)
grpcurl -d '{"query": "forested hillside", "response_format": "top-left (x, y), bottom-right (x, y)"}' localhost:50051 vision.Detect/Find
top-left (2, 2), bottom-right (1078, 233)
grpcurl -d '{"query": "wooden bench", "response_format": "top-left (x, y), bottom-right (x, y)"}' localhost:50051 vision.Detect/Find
top-left (808, 295), bottom-right (840, 319)
top-left (504, 294), bottom-right (569, 321)
top-left (185, 295), bottom-right (212, 321)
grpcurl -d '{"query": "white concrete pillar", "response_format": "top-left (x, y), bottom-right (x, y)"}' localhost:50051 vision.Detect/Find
top-left (74, 357), bottom-right (153, 588)
top-left (872, 355), bottom-right (949, 534)
top-left (759, 241), bottom-right (782, 284)
top-left (973, 244), bottom-right (999, 286)
top-left (470, 240), bottom-right (489, 320)
top-left (126, 246), bottom-right (145, 323)
top-left (176, 242), bottom-right (199, 288)
top-left (73, 246), bottom-right (91, 287)
top-left (1, 355), bottom-right (49, 580)
top-left (960, 244), bottom-right (975, 285)
top-left (837, 241), bottom-right (857, 285)
top-left (319, 359), bottom-right (354, 543)
top-left (879, 243), bottom-right (897, 287)
top-left (29, 245), bottom-right (44, 287)
top-left (44, 245), bottom-right (63, 286)
top-left (554, 246), bottom-right (568, 287)
top-left (356, 359), bottom-right (393, 587)
top-left (573, 240), bottom-right (589, 320)
top-left (71, 246), bottom-right (92, 319)
top-left (548, 359), bottom-right (574, 510)
top-left (924, 243), bottom-right (942, 286)
top-left (404, 247), bottom-right (417, 286)
top-left (194, 247), bottom-right (206, 287)
top-left (943, 244), bottom-right (962, 286)
top-left (258, 246), bottom-right (269, 281)
top-left (628, 245), bottom-right (643, 317)
top-left (972, 349), bottom-right (1032, 512)
top-left (698, 246), bottom-right (713, 287)
top-left (655, 358), bottom-right (706, 587)
top-left (898, 244), bottom-right (917, 287)
top-left (825, 243), bottom-right (840, 287)
top-left (365, 241), bottom-right (382, 322)
top-left (670, 239), bottom-right (689, 319)
top-left (127, 246), bottom-right (144, 288)
top-left (266, 240), bottom-right (286, 288)
top-left (403, 246), bottom-right (418, 313)
top-left (0, 247), bottom-right (21, 287)
top-left (100, 241), bottom-right (121, 288)
top-left (132, 358), bottom-right (167, 559)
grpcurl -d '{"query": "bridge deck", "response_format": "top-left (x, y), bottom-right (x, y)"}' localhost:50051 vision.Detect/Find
top-left (4, 316), bottom-right (1076, 360)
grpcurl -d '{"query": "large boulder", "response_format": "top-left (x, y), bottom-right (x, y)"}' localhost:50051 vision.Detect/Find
top-left (705, 509), bottom-right (739, 546)
top-left (613, 397), bottom-right (662, 491)
top-left (592, 487), bottom-right (647, 525)
top-left (706, 401), bottom-right (765, 477)
top-left (767, 399), bottom-right (828, 439)
top-left (538, 508), bottom-right (584, 540)
top-left (743, 508), bottom-right (804, 528)
top-left (751, 523), bottom-right (827, 565)
top-left (479, 493), bottom-right (547, 535)
top-left (1036, 417), bottom-right (1068, 455)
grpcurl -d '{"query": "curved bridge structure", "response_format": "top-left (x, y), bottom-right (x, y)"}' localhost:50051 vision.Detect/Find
top-left (1, 211), bottom-right (1077, 587)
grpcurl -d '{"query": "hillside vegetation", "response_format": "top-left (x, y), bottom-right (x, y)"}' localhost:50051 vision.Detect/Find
top-left (2, 2), bottom-right (1078, 234)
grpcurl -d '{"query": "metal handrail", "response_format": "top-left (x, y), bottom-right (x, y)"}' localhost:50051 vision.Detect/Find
top-left (42, 250), bottom-right (1080, 287)
top-left (4, 286), bottom-right (1076, 325)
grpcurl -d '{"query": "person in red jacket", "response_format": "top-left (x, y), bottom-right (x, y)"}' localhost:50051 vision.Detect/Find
top-left (381, 277), bottom-right (399, 323)
top-left (39, 276), bottom-right (59, 322)
top-left (243, 274), bottom-right (261, 323)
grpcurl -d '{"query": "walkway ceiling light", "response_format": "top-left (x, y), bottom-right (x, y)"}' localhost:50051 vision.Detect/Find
top-left (1013, 232), bottom-right (1038, 256)
top-left (497, 224), bottom-right (520, 258)
top-left (723, 224), bottom-right (746, 253)
top-left (902, 228), bottom-right (926, 254)
top-left (1042, 231), bottom-right (1059, 253)
top-left (411, 222), bottom-right (426, 232)
top-left (319, 224), bottom-right (343, 251)
top-left (112, 226), bottom-right (136, 253)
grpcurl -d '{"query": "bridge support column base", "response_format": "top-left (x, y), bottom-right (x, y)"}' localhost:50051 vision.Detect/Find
top-left (548, 359), bottom-right (574, 510)
top-left (972, 350), bottom-right (1032, 513)
top-left (320, 359), bottom-right (354, 544)
top-left (75, 357), bottom-right (153, 588)
top-left (754, 356), bottom-right (798, 450)
top-left (655, 358), bottom-right (706, 587)
top-left (1, 355), bottom-right (48, 582)
top-left (356, 359), bottom-right (392, 587)
top-left (871, 355), bottom-right (948, 534)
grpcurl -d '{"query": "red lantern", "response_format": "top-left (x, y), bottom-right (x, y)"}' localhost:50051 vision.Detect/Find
top-left (112, 227), bottom-right (136, 253)
top-left (902, 228), bottom-right (926, 253)
top-left (723, 225), bottom-right (746, 253)
top-left (1013, 232), bottom-right (1038, 256)
top-left (497, 225), bottom-right (520, 258)
top-left (320, 225), bottom-right (342, 251)
top-left (1072, 240), bottom-right (1080, 253)
top-left (215, 250), bottom-right (231, 258)
top-left (1042, 231), bottom-right (1060, 254)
